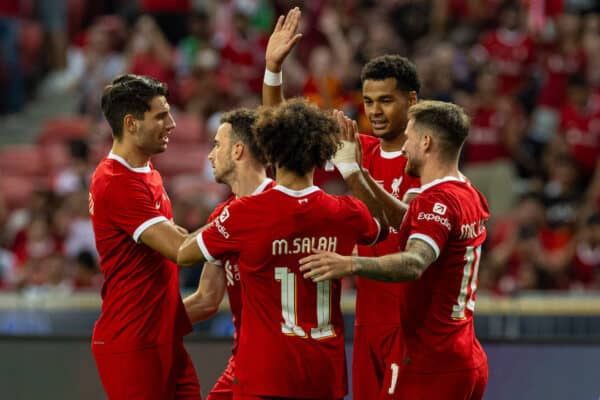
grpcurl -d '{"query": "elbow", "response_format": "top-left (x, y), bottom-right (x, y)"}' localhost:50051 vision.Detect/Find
top-left (177, 246), bottom-right (195, 267)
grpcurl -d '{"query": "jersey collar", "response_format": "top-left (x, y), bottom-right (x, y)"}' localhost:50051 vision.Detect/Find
top-left (379, 148), bottom-right (404, 159)
top-left (108, 152), bottom-right (151, 173)
top-left (251, 178), bottom-right (274, 195)
top-left (419, 175), bottom-right (466, 192)
top-left (273, 185), bottom-right (320, 197)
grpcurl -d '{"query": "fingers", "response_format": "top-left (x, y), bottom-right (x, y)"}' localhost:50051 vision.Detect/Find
top-left (274, 15), bottom-right (284, 32)
top-left (283, 7), bottom-right (301, 32)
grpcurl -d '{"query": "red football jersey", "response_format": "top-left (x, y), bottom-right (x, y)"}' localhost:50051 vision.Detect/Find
top-left (198, 185), bottom-right (381, 398)
top-left (205, 178), bottom-right (275, 356)
top-left (479, 30), bottom-right (535, 95)
top-left (397, 176), bottom-right (489, 372)
top-left (90, 153), bottom-right (191, 352)
top-left (559, 104), bottom-right (600, 174)
top-left (464, 105), bottom-right (512, 164)
top-left (355, 134), bottom-right (420, 326)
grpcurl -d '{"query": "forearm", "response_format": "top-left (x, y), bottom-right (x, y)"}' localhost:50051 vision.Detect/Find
top-left (345, 172), bottom-right (388, 229)
top-left (362, 170), bottom-right (408, 228)
top-left (183, 292), bottom-right (219, 323)
top-left (262, 82), bottom-right (284, 107)
top-left (352, 252), bottom-right (426, 282)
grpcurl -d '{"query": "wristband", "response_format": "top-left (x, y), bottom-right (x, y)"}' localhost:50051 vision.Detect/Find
top-left (264, 69), bottom-right (282, 86)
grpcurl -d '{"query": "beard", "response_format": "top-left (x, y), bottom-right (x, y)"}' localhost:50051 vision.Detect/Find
top-left (405, 158), bottom-right (421, 178)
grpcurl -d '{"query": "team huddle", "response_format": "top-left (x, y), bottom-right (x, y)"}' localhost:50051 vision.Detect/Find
top-left (89, 8), bottom-right (488, 400)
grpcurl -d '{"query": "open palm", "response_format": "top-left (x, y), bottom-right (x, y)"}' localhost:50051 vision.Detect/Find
top-left (265, 7), bottom-right (303, 71)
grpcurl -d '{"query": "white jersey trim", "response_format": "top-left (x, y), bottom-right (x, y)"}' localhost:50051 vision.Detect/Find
top-left (108, 152), bottom-right (151, 173)
top-left (252, 178), bottom-right (273, 195)
top-left (379, 149), bottom-right (404, 159)
top-left (408, 233), bottom-right (440, 260)
top-left (197, 233), bottom-right (217, 263)
top-left (133, 216), bottom-right (168, 243)
top-left (273, 185), bottom-right (320, 197)
top-left (419, 176), bottom-right (466, 193)
top-left (365, 218), bottom-right (382, 247)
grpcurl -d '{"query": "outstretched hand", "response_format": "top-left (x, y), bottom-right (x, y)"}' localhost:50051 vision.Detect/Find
top-left (299, 249), bottom-right (354, 282)
top-left (332, 110), bottom-right (363, 177)
top-left (265, 7), bottom-right (303, 72)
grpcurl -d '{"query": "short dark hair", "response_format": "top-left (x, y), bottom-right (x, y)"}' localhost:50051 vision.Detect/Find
top-left (101, 74), bottom-right (168, 139)
top-left (220, 108), bottom-right (267, 165)
top-left (361, 55), bottom-right (421, 94)
top-left (408, 100), bottom-right (470, 157)
top-left (253, 98), bottom-right (340, 176)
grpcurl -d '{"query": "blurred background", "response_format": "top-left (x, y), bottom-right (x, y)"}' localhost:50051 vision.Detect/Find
top-left (0, 0), bottom-right (599, 399)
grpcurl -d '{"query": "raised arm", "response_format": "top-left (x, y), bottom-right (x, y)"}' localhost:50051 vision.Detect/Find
top-left (183, 262), bottom-right (226, 323)
top-left (262, 7), bottom-right (302, 107)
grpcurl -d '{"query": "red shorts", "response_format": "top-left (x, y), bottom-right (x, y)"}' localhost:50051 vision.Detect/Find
top-left (381, 363), bottom-right (488, 400)
top-left (93, 339), bottom-right (202, 400)
top-left (352, 324), bottom-right (402, 400)
top-left (207, 356), bottom-right (235, 400)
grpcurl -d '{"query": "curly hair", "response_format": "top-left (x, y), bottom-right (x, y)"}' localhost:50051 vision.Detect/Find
top-left (101, 74), bottom-right (168, 140)
top-left (253, 98), bottom-right (340, 177)
top-left (361, 55), bottom-right (421, 94)
top-left (408, 100), bottom-right (470, 157)
top-left (220, 108), bottom-right (267, 165)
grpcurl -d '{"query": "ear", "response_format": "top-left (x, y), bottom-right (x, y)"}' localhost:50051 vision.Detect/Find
top-left (408, 91), bottom-right (418, 106)
top-left (232, 142), bottom-right (244, 161)
top-left (124, 114), bottom-right (138, 134)
top-left (422, 133), bottom-right (433, 153)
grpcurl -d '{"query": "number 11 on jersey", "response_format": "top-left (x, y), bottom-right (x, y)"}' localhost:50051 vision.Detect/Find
top-left (275, 267), bottom-right (335, 340)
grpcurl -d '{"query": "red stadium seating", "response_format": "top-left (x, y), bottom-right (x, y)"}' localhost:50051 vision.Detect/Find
top-left (170, 113), bottom-right (205, 144)
top-left (0, 145), bottom-right (45, 177)
top-left (37, 116), bottom-right (91, 145)
top-left (152, 144), bottom-right (209, 177)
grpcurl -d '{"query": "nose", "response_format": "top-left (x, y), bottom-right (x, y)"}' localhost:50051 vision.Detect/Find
top-left (207, 148), bottom-right (214, 162)
top-left (166, 113), bottom-right (176, 130)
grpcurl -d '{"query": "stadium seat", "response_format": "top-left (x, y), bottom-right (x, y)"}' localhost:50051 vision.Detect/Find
top-left (0, 145), bottom-right (44, 177)
top-left (41, 142), bottom-right (71, 176)
top-left (0, 176), bottom-right (48, 210)
top-left (152, 144), bottom-right (209, 177)
top-left (37, 116), bottom-right (91, 145)
top-left (170, 113), bottom-right (205, 144)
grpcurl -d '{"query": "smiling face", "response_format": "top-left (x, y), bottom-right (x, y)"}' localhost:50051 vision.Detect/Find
top-left (401, 119), bottom-right (425, 178)
top-left (362, 78), bottom-right (413, 141)
top-left (131, 95), bottom-right (175, 155)
top-left (208, 122), bottom-right (236, 184)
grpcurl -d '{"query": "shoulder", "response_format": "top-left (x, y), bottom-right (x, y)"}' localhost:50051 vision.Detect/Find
top-left (359, 133), bottom-right (379, 150)
top-left (208, 195), bottom-right (236, 223)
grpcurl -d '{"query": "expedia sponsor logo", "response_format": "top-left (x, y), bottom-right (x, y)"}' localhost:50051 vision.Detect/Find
top-left (417, 212), bottom-right (451, 231)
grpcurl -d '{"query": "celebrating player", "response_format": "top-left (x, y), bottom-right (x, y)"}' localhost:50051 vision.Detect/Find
top-left (262, 8), bottom-right (421, 399)
top-left (182, 108), bottom-right (273, 400)
top-left (178, 98), bottom-right (387, 399)
top-left (300, 100), bottom-right (489, 400)
top-left (89, 74), bottom-right (201, 399)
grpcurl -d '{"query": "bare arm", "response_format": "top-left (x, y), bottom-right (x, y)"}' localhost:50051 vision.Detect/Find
top-left (139, 221), bottom-right (188, 262)
top-left (183, 263), bottom-right (227, 323)
top-left (262, 7), bottom-right (302, 107)
top-left (360, 169), bottom-right (410, 229)
top-left (299, 238), bottom-right (437, 283)
top-left (177, 224), bottom-right (214, 267)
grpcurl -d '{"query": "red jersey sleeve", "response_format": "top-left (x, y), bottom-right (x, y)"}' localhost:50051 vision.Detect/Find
top-left (106, 176), bottom-right (168, 243)
top-left (197, 199), bottom-right (249, 263)
top-left (340, 196), bottom-right (382, 246)
top-left (404, 192), bottom-right (454, 259)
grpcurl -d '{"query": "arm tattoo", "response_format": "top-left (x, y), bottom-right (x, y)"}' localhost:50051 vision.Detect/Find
top-left (352, 238), bottom-right (437, 282)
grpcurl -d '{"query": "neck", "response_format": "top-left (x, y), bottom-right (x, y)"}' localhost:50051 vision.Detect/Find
top-left (230, 162), bottom-right (269, 197)
top-left (111, 141), bottom-right (151, 168)
top-left (275, 167), bottom-right (313, 190)
top-left (379, 133), bottom-right (406, 152)
top-left (419, 157), bottom-right (461, 186)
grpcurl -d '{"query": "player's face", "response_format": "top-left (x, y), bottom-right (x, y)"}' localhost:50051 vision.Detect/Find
top-left (208, 123), bottom-right (235, 184)
top-left (402, 119), bottom-right (423, 178)
top-left (134, 96), bottom-right (175, 155)
top-left (362, 78), bottom-right (412, 140)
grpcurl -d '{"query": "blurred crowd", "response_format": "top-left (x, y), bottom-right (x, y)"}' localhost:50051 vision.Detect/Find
top-left (0, 0), bottom-right (599, 295)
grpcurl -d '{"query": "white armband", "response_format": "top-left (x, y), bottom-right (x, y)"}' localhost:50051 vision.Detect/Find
top-left (264, 69), bottom-right (282, 86)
